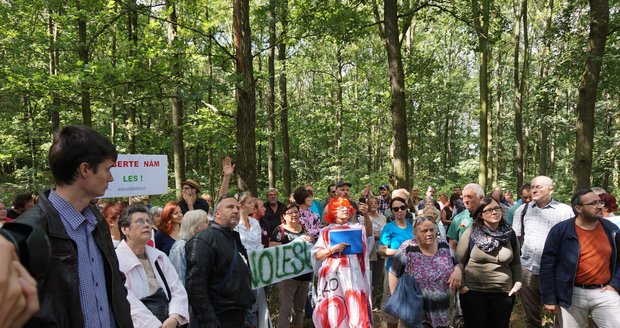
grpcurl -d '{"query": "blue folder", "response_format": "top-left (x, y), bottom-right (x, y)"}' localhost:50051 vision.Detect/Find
top-left (329, 228), bottom-right (363, 254)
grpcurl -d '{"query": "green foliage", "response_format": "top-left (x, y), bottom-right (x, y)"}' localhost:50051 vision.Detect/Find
top-left (0, 0), bottom-right (618, 203)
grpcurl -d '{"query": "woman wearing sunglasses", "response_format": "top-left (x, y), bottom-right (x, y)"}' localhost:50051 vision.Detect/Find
top-left (388, 215), bottom-right (462, 327)
top-left (456, 196), bottom-right (522, 328)
top-left (379, 197), bottom-right (414, 328)
top-left (312, 197), bottom-right (373, 327)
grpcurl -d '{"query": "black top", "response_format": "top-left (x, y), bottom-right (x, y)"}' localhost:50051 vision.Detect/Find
top-left (271, 225), bottom-right (312, 281)
top-left (6, 208), bottom-right (19, 219)
top-left (185, 222), bottom-right (255, 324)
top-left (179, 197), bottom-right (210, 214)
top-left (262, 201), bottom-right (286, 239)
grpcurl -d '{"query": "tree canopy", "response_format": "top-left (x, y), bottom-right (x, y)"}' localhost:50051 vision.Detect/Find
top-left (0, 0), bottom-right (618, 202)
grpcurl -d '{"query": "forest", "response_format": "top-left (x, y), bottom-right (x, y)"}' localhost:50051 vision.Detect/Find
top-left (0, 0), bottom-right (618, 202)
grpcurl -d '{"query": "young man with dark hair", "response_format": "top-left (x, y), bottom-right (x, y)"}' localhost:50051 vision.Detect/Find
top-left (18, 125), bottom-right (132, 327)
top-left (541, 189), bottom-right (620, 326)
top-left (377, 184), bottom-right (391, 215)
top-left (7, 193), bottom-right (34, 220)
top-left (505, 183), bottom-right (532, 225)
top-left (320, 183), bottom-right (337, 210)
top-left (179, 178), bottom-right (211, 214)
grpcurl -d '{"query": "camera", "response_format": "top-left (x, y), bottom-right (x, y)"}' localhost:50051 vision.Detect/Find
top-left (0, 222), bottom-right (51, 279)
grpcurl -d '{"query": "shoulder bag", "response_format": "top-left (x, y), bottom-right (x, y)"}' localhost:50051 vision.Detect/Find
top-left (383, 272), bottom-right (424, 327)
top-left (140, 260), bottom-right (171, 322)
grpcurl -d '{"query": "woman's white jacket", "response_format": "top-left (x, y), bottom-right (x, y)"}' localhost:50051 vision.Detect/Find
top-left (116, 240), bottom-right (189, 327)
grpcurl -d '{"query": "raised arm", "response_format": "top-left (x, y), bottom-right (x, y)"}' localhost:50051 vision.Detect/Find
top-left (217, 156), bottom-right (234, 200)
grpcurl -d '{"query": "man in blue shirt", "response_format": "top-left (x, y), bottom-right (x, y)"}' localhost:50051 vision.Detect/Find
top-left (505, 183), bottom-right (532, 225)
top-left (18, 125), bottom-right (132, 327)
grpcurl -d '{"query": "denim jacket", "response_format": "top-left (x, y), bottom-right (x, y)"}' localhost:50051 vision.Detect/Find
top-left (540, 217), bottom-right (620, 308)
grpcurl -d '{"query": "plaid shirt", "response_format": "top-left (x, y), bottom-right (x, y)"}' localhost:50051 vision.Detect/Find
top-left (48, 189), bottom-right (114, 328)
top-left (377, 195), bottom-right (391, 216)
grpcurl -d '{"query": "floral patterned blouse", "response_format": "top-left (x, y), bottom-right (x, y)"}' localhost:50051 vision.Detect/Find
top-left (299, 208), bottom-right (321, 241)
top-left (389, 239), bottom-right (457, 327)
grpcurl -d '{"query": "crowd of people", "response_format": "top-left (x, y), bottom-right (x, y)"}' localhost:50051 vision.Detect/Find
top-left (2, 125), bottom-right (620, 328)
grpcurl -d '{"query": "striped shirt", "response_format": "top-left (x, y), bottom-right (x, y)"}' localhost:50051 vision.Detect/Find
top-left (513, 199), bottom-right (573, 275)
top-left (48, 190), bottom-right (114, 328)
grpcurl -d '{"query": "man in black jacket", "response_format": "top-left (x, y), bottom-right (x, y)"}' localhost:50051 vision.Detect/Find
top-left (17, 125), bottom-right (132, 328)
top-left (186, 195), bottom-right (255, 328)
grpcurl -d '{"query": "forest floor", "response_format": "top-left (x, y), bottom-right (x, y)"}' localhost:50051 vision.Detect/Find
top-left (267, 286), bottom-right (536, 328)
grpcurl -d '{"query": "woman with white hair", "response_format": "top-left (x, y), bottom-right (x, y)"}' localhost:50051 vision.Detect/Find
top-left (168, 210), bottom-right (209, 284)
top-left (148, 206), bottom-right (163, 247)
top-left (116, 204), bottom-right (189, 327)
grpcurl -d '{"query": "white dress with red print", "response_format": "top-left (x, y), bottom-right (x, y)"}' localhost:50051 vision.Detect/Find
top-left (311, 223), bottom-right (373, 328)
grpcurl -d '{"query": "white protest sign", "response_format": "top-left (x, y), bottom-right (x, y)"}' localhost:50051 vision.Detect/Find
top-left (101, 154), bottom-right (168, 198)
top-left (248, 238), bottom-right (313, 289)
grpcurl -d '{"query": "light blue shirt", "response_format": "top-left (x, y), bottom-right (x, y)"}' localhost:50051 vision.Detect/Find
top-left (48, 190), bottom-right (114, 328)
top-left (379, 221), bottom-right (414, 269)
top-left (169, 239), bottom-right (187, 284)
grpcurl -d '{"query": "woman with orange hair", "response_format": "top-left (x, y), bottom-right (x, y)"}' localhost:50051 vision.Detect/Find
top-left (312, 197), bottom-right (374, 327)
top-left (155, 201), bottom-right (183, 255)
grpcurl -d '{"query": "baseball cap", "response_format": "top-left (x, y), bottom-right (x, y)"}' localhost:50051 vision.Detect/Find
top-left (336, 181), bottom-right (352, 188)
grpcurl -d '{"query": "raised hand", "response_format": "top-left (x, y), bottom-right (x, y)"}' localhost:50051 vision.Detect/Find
top-left (222, 156), bottom-right (235, 176)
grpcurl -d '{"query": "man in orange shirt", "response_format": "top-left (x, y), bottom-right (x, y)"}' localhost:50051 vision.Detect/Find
top-left (540, 189), bottom-right (620, 326)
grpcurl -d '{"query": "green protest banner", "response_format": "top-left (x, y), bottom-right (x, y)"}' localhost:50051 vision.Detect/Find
top-left (248, 239), bottom-right (313, 289)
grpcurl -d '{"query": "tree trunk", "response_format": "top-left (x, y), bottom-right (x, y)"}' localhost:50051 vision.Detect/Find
top-left (167, 0), bottom-right (185, 197)
top-left (473, 0), bottom-right (491, 191)
top-left (47, 7), bottom-right (60, 132)
top-left (110, 17), bottom-right (117, 142)
top-left (538, 0), bottom-right (552, 175)
top-left (513, 0), bottom-right (525, 188)
top-left (572, 0), bottom-right (609, 191)
top-left (614, 98), bottom-right (620, 190)
top-left (126, 0), bottom-right (138, 153)
top-left (384, 0), bottom-right (409, 189)
top-left (267, 0), bottom-right (277, 188)
top-left (493, 50), bottom-right (503, 186)
top-left (77, 0), bottom-right (91, 127)
top-left (602, 102), bottom-right (612, 190)
top-left (206, 5), bottom-right (213, 105)
top-left (279, 0), bottom-right (291, 195)
top-left (233, 0), bottom-right (258, 194)
top-left (335, 47), bottom-right (344, 172)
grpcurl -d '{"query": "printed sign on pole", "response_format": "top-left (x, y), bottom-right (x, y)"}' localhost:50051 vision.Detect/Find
top-left (101, 154), bottom-right (168, 198)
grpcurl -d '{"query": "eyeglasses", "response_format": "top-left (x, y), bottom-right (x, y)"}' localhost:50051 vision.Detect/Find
top-left (414, 216), bottom-right (434, 226)
top-left (133, 218), bottom-right (154, 226)
top-left (482, 207), bottom-right (501, 214)
top-left (583, 200), bottom-right (605, 207)
top-left (391, 205), bottom-right (407, 212)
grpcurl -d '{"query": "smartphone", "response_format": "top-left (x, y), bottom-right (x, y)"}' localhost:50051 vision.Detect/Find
top-left (359, 197), bottom-right (366, 204)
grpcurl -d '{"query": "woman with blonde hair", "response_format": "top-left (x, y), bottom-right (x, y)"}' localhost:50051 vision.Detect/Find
top-left (169, 210), bottom-right (209, 284)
